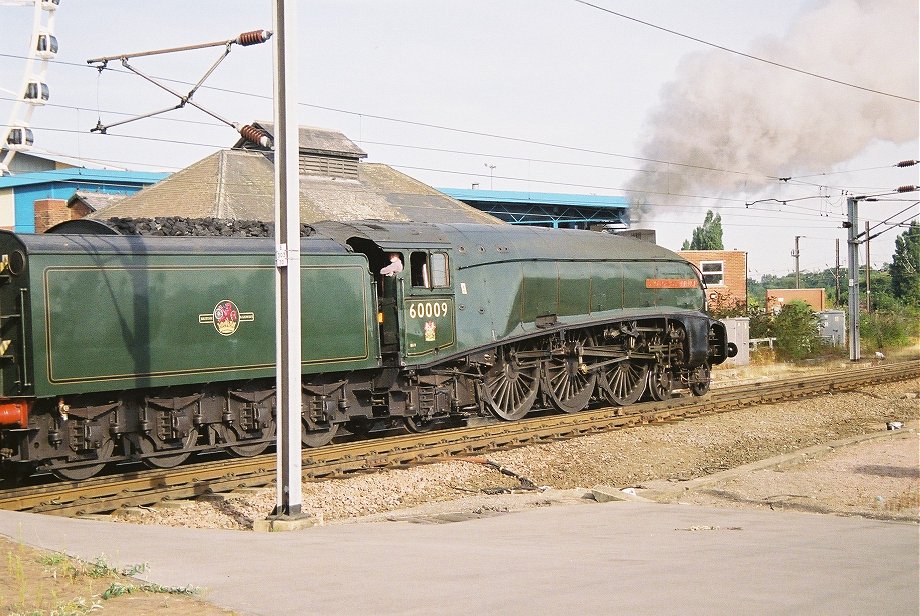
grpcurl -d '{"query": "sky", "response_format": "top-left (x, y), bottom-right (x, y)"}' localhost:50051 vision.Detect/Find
top-left (1, 0), bottom-right (917, 278)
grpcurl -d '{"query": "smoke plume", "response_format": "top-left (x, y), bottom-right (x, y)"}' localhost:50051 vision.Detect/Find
top-left (626, 0), bottom-right (919, 221)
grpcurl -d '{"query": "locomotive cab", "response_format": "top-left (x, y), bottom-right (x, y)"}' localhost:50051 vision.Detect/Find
top-left (316, 221), bottom-right (459, 368)
top-left (400, 249), bottom-right (456, 362)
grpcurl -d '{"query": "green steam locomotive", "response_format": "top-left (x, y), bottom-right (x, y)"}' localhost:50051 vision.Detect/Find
top-left (0, 220), bottom-right (735, 481)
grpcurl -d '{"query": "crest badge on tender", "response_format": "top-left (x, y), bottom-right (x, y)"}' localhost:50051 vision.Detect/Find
top-left (198, 300), bottom-right (255, 336)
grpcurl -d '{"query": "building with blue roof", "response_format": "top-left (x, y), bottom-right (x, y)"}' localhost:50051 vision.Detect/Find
top-left (439, 188), bottom-right (629, 230)
top-left (0, 167), bottom-right (168, 233)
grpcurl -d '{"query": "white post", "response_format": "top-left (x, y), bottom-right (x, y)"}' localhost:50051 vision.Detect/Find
top-left (272, 0), bottom-right (303, 518)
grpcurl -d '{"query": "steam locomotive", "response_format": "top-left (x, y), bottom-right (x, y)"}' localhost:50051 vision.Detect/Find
top-left (0, 220), bottom-right (735, 481)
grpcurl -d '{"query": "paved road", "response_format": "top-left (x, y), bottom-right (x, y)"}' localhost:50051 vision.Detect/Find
top-left (1, 501), bottom-right (917, 615)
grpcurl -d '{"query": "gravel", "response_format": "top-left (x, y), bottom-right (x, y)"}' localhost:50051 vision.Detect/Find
top-left (111, 366), bottom-right (920, 530)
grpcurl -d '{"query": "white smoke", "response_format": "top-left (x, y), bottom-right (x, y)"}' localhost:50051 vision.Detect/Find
top-left (627, 0), bottom-right (919, 220)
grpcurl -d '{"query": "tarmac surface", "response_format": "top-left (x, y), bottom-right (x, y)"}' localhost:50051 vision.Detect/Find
top-left (1, 499), bottom-right (917, 615)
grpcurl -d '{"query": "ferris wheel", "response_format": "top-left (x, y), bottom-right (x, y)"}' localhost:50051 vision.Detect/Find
top-left (0, 0), bottom-right (59, 176)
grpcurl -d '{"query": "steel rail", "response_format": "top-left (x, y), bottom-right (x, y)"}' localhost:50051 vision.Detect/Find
top-left (2, 360), bottom-right (917, 517)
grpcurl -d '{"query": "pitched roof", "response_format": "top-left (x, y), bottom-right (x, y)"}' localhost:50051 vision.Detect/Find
top-left (67, 190), bottom-right (129, 213)
top-left (232, 122), bottom-right (367, 159)
top-left (92, 149), bottom-right (501, 225)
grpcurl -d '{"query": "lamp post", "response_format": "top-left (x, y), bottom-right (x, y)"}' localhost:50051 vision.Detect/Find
top-left (484, 163), bottom-right (495, 189)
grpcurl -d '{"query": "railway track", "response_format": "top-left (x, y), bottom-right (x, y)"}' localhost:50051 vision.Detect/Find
top-left (2, 360), bottom-right (917, 517)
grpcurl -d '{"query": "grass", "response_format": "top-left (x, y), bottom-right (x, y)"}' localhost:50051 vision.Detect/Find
top-left (0, 536), bottom-right (230, 616)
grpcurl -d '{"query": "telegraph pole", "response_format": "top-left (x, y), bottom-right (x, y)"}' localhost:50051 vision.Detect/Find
top-left (792, 235), bottom-right (801, 289)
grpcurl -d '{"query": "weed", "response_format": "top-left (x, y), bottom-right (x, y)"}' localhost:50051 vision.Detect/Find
top-left (38, 553), bottom-right (67, 567)
top-left (101, 581), bottom-right (199, 600)
top-left (101, 582), bottom-right (133, 599)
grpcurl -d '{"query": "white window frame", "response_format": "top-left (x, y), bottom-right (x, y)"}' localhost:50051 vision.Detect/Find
top-left (700, 260), bottom-right (725, 286)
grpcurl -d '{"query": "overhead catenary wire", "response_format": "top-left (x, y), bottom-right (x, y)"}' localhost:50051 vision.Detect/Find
top-left (1, 122), bottom-right (894, 228)
top-left (0, 51), bottom-right (779, 180)
top-left (784, 164), bottom-right (906, 180)
top-left (863, 202), bottom-right (920, 235)
top-left (1, 51), bottom-right (909, 195)
top-left (865, 210), bottom-right (920, 241)
top-left (4, 118), bottom-right (907, 234)
top-left (570, 0), bottom-right (919, 103)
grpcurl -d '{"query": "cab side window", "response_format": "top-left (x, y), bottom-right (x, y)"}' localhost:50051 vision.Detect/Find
top-left (410, 252), bottom-right (429, 287)
top-left (410, 252), bottom-right (450, 289)
top-left (430, 252), bottom-right (449, 287)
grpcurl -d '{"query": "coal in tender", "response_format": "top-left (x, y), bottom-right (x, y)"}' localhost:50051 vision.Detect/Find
top-left (102, 217), bottom-right (314, 238)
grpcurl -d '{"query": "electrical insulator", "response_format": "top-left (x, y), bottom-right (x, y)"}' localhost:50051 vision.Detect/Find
top-left (238, 124), bottom-right (272, 149)
top-left (235, 30), bottom-right (272, 46)
top-left (896, 160), bottom-right (917, 167)
top-left (896, 185), bottom-right (918, 193)
top-left (41, 0), bottom-right (60, 10)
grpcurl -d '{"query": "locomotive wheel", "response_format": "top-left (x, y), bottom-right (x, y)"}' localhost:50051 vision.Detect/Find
top-left (648, 363), bottom-right (673, 401)
top-left (345, 417), bottom-right (373, 438)
top-left (50, 438), bottom-right (116, 481)
top-left (302, 420), bottom-right (340, 448)
top-left (544, 333), bottom-right (597, 413)
top-left (600, 360), bottom-right (648, 406)
top-left (215, 424), bottom-right (274, 457)
top-left (688, 364), bottom-right (711, 396)
top-left (137, 431), bottom-right (197, 469)
top-left (404, 415), bottom-right (436, 433)
top-left (482, 344), bottom-right (541, 421)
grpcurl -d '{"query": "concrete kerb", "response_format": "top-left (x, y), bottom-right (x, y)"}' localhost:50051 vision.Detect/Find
top-left (635, 422), bottom-right (918, 499)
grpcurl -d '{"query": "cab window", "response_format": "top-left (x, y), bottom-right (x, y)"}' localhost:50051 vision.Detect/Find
top-left (410, 251), bottom-right (450, 288)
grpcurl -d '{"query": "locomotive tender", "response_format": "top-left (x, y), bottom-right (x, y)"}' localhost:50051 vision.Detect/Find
top-left (0, 220), bottom-right (735, 481)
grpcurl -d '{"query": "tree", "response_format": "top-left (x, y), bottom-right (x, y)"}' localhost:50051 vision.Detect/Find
top-left (890, 221), bottom-right (920, 306)
top-left (681, 210), bottom-right (724, 250)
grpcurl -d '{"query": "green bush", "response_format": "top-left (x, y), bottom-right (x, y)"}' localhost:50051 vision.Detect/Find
top-left (747, 309), bottom-right (773, 339)
top-left (773, 301), bottom-right (821, 360)
top-left (860, 307), bottom-right (920, 350)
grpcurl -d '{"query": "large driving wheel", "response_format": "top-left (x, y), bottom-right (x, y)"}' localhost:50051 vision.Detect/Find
top-left (544, 332), bottom-right (597, 413)
top-left (482, 343), bottom-right (541, 421)
top-left (600, 359), bottom-right (648, 406)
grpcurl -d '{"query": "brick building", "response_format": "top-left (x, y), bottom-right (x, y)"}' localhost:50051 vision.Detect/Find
top-left (677, 249), bottom-right (748, 311)
top-left (765, 288), bottom-right (827, 313)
